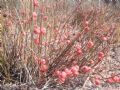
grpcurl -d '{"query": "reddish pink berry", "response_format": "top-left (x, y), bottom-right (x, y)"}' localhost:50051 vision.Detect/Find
top-left (33, 26), bottom-right (40, 34)
top-left (40, 65), bottom-right (48, 72)
top-left (98, 52), bottom-right (104, 60)
top-left (33, 0), bottom-right (39, 7)
top-left (82, 66), bottom-right (91, 73)
top-left (89, 59), bottom-right (94, 64)
top-left (43, 16), bottom-right (48, 21)
top-left (60, 71), bottom-right (67, 79)
top-left (54, 70), bottom-right (61, 76)
top-left (106, 78), bottom-right (114, 83)
top-left (58, 77), bottom-right (65, 83)
top-left (40, 59), bottom-right (46, 64)
top-left (84, 26), bottom-right (89, 32)
top-left (95, 79), bottom-right (101, 86)
top-left (40, 27), bottom-right (46, 35)
top-left (34, 38), bottom-right (39, 45)
top-left (76, 49), bottom-right (82, 55)
top-left (85, 21), bottom-right (89, 26)
top-left (87, 40), bottom-right (94, 48)
top-left (33, 12), bottom-right (37, 17)
top-left (98, 52), bottom-right (104, 58)
top-left (64, 68), bottom-right (72, 76)
top-left (32, 12), bottom-right (37, 21)
top-left (73, 71), bottom-right (79, 76)
top-left (71, 66), bottom-right (79, 73)
top-left (112, 76), bottom-right (119, 82)
top-left (102, 36), bottom-right (108, 41)
top-left (75, 44), bottom-right (82, 55)
top-left (66, 40), bottom-right (71, 44)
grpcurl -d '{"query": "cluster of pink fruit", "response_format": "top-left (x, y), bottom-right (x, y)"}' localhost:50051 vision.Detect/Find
top-left (107, 75), bottom-right (120, 84)
top-left (92, 75), bottom-right (120, 86)
top-left (74, 39), bottom-right (94, 56)
top-left (33, 25), bottom-right (46, 45)
top-left (54, 64), bottom-right (94, 83)
top-left (54, 65), bottom-right (79, 83)
top-left (33, 0), bottom-right (39, 8)
top-left (19, 0), bottom-right (117, 86)
top-left (32, 10), bottom-right (47, 45)
top-left (83, 21), bottom-right (90, 32)
top-left (39, 59), bottom-right (48, 72)
top-left (32, 0), bottom-right (48, 45)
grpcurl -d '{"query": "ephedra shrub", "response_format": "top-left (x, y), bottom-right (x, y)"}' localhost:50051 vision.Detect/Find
top-left (0, 0), bottom-right (120, 89)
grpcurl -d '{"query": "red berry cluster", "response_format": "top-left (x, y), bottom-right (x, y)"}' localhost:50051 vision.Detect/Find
top-left (54, 65), bottom-right (79, 83)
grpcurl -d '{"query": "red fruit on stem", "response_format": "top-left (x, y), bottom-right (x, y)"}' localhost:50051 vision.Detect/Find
top-left (33, 26), bottom-right (40, 34)
top-left (64, 68), bottom-right (72, 76)
top-left (73, 71), bottom-right (79, 76)
top-left (106, 78), bottom-right (114, 83)
top-left (40, 65), bottom-right (48, 72)
top-left (98, 52), bottom-right (104, 58)
top-left (95, 79), bottom-right (101, 86)
top-left (84, 26), bottom-right (89, 32)
top-left (102, 36), bottom-right (108, 41)
top-left (98, 52), bottom-right (104, 60)
top-left (76, 49), bottom-right (82, 55)
top-left (71, 66), bottom-right (79, 73)
top-left (33, 12), bottom-right (37, 17)
top-left (54, 70), bottom-right (61, 76)
top-left (34, 38), bottom-right (39, 45)
top-left (89, 59), bottom-right (94, 64)
top-left (32, 12), bottom-right (37, 21)
top-left (112, 76), bottom-right (119, 82)
top-left (43, 16), bottom-right (48, 21)
top-left (85, 21), bottom-right (89, 26)
top-left (66, 40), bottom-right (71, 44)
top-left (98, 57), bottom-right (103, 61)
top-left (40, 27), bottom-right (46, 35)
top-left (58, 77), bottom-right (65, 83)
top-left (87, 40), bottom-right (94, 48)
top-left (60, 71), bottom-right (67, 79)
top-left (40, 59), bottom-right (46, 64)
top-left (33, 0), bottom-right (39, 7)
top-left (82, 66), bottom-right (91, 73)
